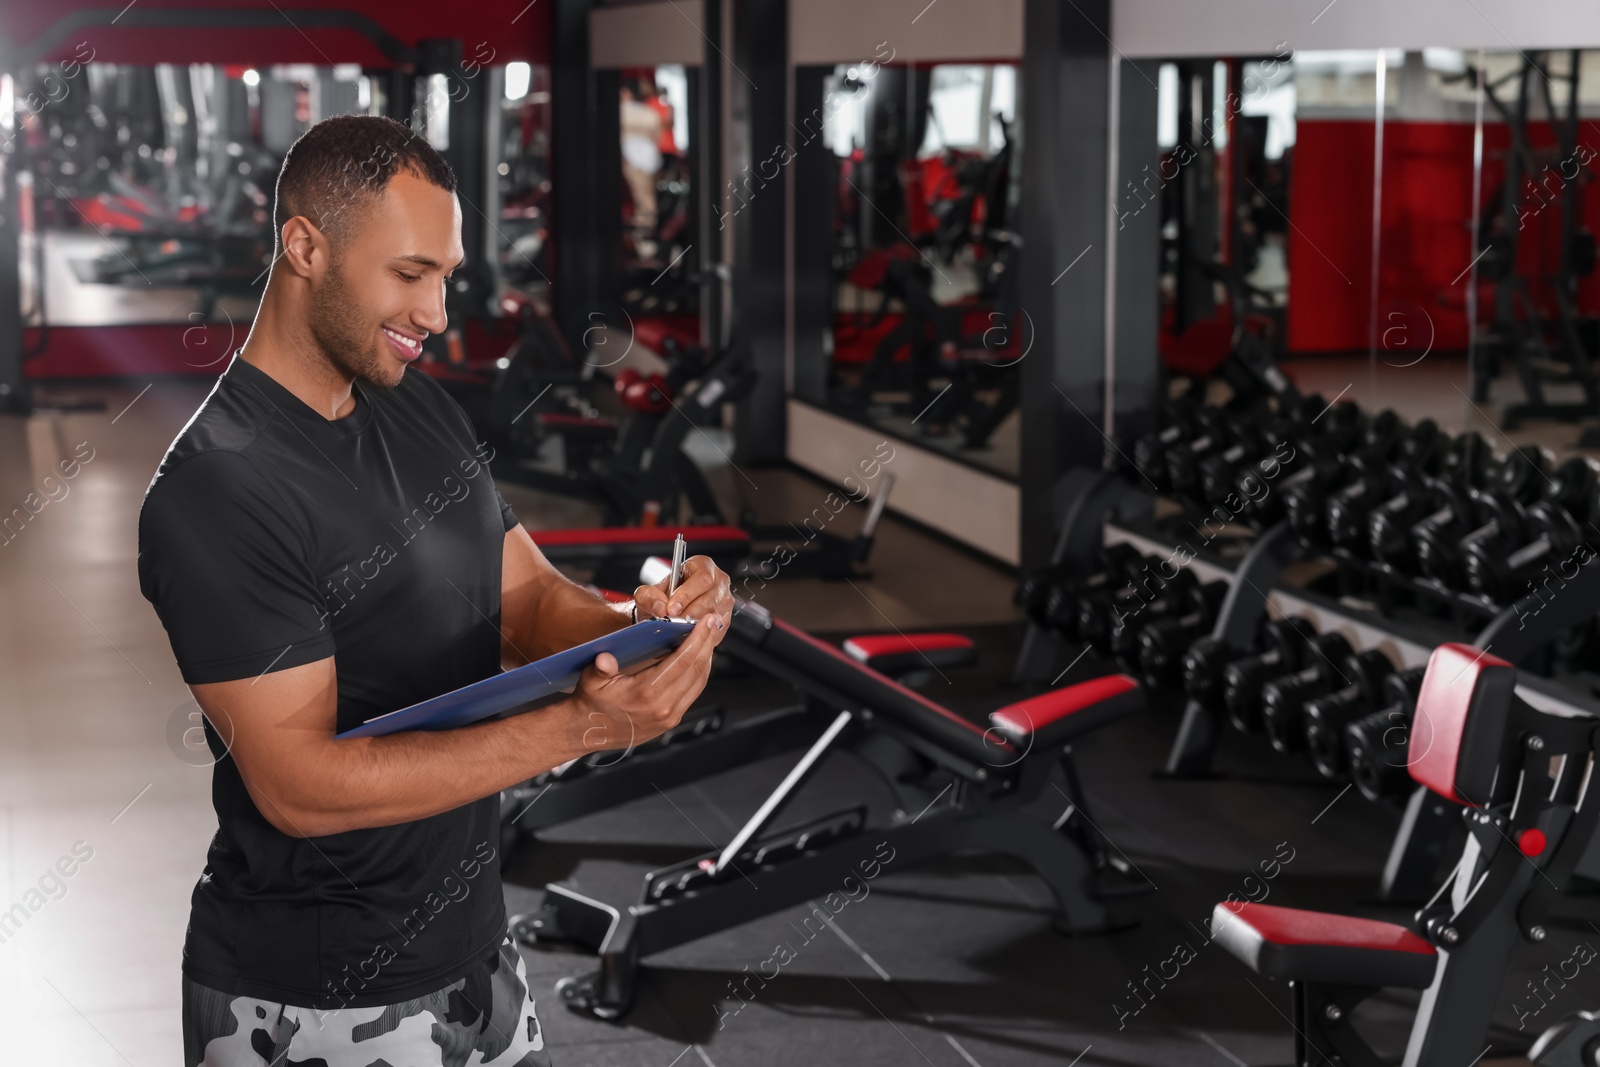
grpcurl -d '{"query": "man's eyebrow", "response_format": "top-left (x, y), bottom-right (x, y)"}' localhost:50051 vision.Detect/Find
top-left (392, 254), bottom-right (465, 270)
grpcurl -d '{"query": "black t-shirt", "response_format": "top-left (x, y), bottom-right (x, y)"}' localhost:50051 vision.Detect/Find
top-left (138, 354), bottom-right (520, 1009)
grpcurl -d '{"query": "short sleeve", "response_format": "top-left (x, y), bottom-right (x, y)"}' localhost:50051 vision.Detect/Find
top-left (498, 490), bottom-right (519, 533)
top-left (138, 451), bottom-right (336, 684)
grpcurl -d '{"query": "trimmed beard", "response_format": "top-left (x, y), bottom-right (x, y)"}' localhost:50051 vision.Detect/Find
top-left (307, 254), bottom-right (403, 389)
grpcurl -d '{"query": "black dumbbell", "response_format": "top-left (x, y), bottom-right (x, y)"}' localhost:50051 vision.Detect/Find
top-left (1493, 443), bottom-right (1552, 506)
top-left (1165, 410), bottom-right (1243, 498)
top-left (1130, 399), bottom-right (1202, 489)
top-left (1546, 455), bottom-right (1599, 524)
top-left (1345, 666), bottom-right (1427, 802)
top-left (1017, 542), bottom-right (1143, 630)
top-left (1303, 649), bottom-right (1399, 778)
top-left (1326, 467), bottom-right (1406, 555)
top-left (1076, 555), bottom-right (1176, 650)
top-left (1398, 417), bottom-right (1445, 477)
top-left (1135, 579), bottom-right (1230, 687)
top-left (1369, 476), bottom-right (1470, 574)
top-left (1441, 430), bottom-right (1491, 488)
top-left (1222, 616), bottom-right (1321, 732)
top-left (1418, 487), bottom-right (1523, 590)
top-left (1463, 499), bottom-right (1583, 605)
top-left (1411, 483), bottom-right (1482, 584)
top-left (1258, 632), bottom-right (1354, 753)
top-left (1106, 569), bottom-right (1212, 665)
top-left (1181, 612), bottom-right (1305, 710)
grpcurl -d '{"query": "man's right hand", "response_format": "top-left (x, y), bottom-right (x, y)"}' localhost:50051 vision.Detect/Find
top-left (568, 612), bottom-right (722, 754)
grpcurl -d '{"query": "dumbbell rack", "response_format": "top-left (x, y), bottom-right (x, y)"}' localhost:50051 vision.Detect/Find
top-left (1018, 464), bottom-right (1600, 902)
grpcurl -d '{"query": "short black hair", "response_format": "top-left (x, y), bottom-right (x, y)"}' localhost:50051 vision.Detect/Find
top-left (272, 114), bottom-right (457, 259)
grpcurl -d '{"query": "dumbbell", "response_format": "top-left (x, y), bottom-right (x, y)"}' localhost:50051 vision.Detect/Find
top-left (1075, 554), bottom-right (1175, 650)
top-left (1257, 632), bottom-right (1354, 753)
top-left (1344, 666), bottom-right (1428, 802)
top-left (1165, 410), bottom-right (1246, 498)
top-left (1179, 612), bottom-right (1300, 710)
top-left (1493, 443), bottom-right (1552, 506)
top-left (1104, 569), bottom-right (1212, 664)
top-left (1417, 487), bottom-right (1523, 590)
top-left (1043, 547), bottom-right (1158, 639)
top-left (1369, 477), bottom-right (1471, 574)
top-left (1221, 616), bottom-right (1321, 732)
top-left (1398, 417), bottom-right (1445, 477)
top-left (1130, 398), bottom-right (1202, 489)
top-left (1326, 467), bottom-right (1410, 556)
top-left (1134, 579), bottom-right (1230, 687)
top-left (1016, 542), bottom-right (1144, 630)
top-left (1441, 430), bottom-right (1491, 489)
top-left (1463, 499), bottom-right (1584, 605)
top-left (1546, 455), bottom-right (1599, 524)
top-left (1302, 649), bottom-right (1399, 778)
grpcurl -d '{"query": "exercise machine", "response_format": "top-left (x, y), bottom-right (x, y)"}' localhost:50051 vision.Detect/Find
top-left (518, 564), bottom-right (1148, 1020)
top-left (1211, 641), bottom-right (1600, 1066)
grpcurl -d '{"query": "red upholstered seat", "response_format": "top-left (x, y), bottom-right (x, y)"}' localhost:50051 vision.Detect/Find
top-left (988, 675), bottom-right (1143, 749)
top-left (841, 633), bottom-right (976, 676)
top-left (1211, 902), bottom-right (1438, 989)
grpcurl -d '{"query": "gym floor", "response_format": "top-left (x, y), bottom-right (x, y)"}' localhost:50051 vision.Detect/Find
top-left (0, 369), bottom-right (1588, 1065)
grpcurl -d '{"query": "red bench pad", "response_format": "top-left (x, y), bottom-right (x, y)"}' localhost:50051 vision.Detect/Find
top-left (1409, 642), bottom-right (1518, 806)
top-left (531, 525), bottom-right (751, 547)
top-left (842, 633), bottom-right (976, 676)
top-left (989, 675), bottom-right (1142, 749)
top-left (1212, 902), bottom-right (1438, 989)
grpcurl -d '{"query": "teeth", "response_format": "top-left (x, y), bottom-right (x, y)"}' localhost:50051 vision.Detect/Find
top-left (383, 327), bottom-right (420, 353)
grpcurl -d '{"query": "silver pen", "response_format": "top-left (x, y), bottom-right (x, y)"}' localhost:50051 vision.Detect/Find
top-left (668, 533), bottom-right (687, 600)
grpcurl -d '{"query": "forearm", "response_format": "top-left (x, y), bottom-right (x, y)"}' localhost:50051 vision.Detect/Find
top-left (504, 574), bottom-right (633, 666)
top-left (257, 696), bottom-right (592, 837)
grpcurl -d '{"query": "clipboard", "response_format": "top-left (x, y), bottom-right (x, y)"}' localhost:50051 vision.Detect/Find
top-left (337, 617), bottom-right (698, 738)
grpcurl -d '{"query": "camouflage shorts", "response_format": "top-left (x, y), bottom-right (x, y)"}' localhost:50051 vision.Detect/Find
top-left (181, 936), bottom-right (551, 1067)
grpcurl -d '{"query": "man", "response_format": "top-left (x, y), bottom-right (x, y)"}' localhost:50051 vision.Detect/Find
top-left (138, 114), bottom-right (732, 1067)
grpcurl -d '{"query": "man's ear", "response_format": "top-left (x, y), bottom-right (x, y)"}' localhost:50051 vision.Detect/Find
top-left (279, 215), bottom-right (327, 280)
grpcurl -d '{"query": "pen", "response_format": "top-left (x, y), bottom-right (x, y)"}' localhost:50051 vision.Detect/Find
top-left (668, 533), bottom-right (687, 600)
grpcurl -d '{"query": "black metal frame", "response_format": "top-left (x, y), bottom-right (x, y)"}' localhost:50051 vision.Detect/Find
top-left (1242, 677), bottom-right (1600, 1066)
top-left (515, 604), bottom-right (1138, 1019)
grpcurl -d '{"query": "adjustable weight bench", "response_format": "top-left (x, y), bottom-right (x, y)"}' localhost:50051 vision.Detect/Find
top-left (523, 592), bottom-right (1146, 1020)
top-left (498, 589), bottom-right (977, 852)
top-left (1211, 642), bottom-right (1600, 1066)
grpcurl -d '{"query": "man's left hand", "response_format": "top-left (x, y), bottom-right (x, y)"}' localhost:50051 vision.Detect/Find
top-left (634, 555), bottom-right (733, 642)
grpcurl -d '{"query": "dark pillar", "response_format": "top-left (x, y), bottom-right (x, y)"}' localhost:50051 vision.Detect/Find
top-left (552, 0), bottom-right (620, 337)
top-left (1017, 0), bottom-right (1112, 571)
top-left (1110, 60), bottom-right (1164, 454)
top-left (791, 66), bottom-right (835, 405)
top-left (729, 0), bottom-right (787, 463)
top-left (699, 0), bottom-right (724, 350)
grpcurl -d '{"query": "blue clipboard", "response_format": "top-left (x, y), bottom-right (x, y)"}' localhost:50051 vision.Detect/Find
top-left (337, 618), bottom-right (698, 738)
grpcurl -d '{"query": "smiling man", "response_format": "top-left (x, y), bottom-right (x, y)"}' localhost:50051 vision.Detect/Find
top-left (138, 115), bottom-right (732, 1067)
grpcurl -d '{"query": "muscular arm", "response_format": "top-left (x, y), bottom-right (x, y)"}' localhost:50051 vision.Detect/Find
top-left (192, 612), bottom-right (722, 838)
top-left (498, 525), bottom-right (632, 666)
top-left (496, 525), bottom-right (735, 665)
